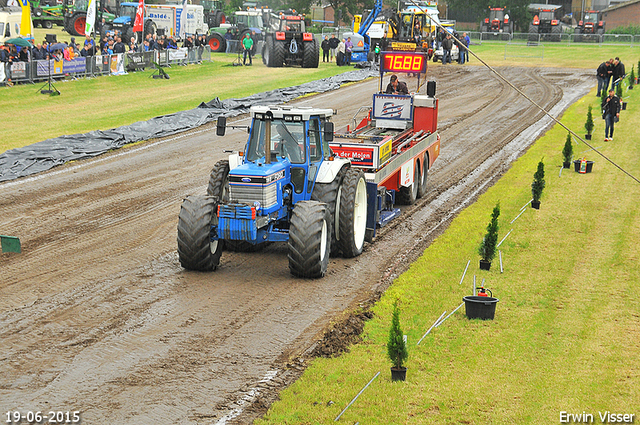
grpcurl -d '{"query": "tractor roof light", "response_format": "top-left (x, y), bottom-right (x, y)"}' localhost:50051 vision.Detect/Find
top-left (579, 20), bottom-right (583, 25)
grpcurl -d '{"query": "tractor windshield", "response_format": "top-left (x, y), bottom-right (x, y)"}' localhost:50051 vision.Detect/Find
top-left (247, 119), bottom-right (306, 164)
top-left (490, 10), bottom-right (504, 21)
top-left (583, 12), bottom-right (597, 21)
top-left (121, 5), bottom-right (137, 21)
top-left (539, 11), bottom-right (555, 20)
top-left (279, 18), bottom-right (303, 32)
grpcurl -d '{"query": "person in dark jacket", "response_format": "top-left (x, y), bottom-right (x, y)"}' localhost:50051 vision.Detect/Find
top-left (385, 74), bottom-right (409, 95)
top-left (601, 88), bottom-right (621, 141)
top-left (612, 57), bottom-right (625, 88)
top-left (113, 36), bottom-right (126, 54)
top-left (321, 35), bottom-right (330, 62)
top-left (596, 60), bottom-right (610, 97)
top-left (442, 33), bottom-right (453, 64)
top-left (328, 34), bottom-right (339, 62)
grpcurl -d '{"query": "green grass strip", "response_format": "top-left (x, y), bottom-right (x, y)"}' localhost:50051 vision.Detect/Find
top-left (256, 84), bottom-right (640, 423)
top-left (0, 55), bottom-right (352, 154)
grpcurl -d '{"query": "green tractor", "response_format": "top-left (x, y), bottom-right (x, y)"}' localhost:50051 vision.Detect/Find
top-left (63, 0), bottom-right (117, 36)
top-left (30, 0), bottom-right (64, 29)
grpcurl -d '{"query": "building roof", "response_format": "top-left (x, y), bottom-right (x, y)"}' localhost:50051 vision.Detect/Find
top-left (602, 0), bottom-right (640, 13)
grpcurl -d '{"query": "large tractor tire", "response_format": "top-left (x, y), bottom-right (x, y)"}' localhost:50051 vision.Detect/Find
top-left (552, 24), bottom-right (562, 42)
top-left (215, 10), bottom-right (226, 27)
top-left (43, 20), bottom-right (53, 29)
top-left (417, 152), bottom-right (429, 199)
top-left (144, 20), bottom-right (157, 38)
top-left (177, 195), bottom-right (223, 271)
top-left (397, 160), bottom-right (419, 205)
top-left (206, 159), bottom-right (230, 202)
top-left (288, 201), bottom-right (331, 278)
top-left (574, 27), bottom-right (582, 43)
top-left (71, 13), bottom-right (86, 36)
top-left (338, 168), bottom-right (367, 258)
top-left (271, 39), bottom-right (285, 67)
top-left (302, 38), bottom-right (319, 68)
top-left (311, 164), bottom-right (348, 256)
top-left (124, 26), bottom-right (135, 44)
top-left (528, 23), bottom-right (538, 42)
top-left (207, 32), bottom-right (225, 53)
top-left (480, 24), bottom-right (488, 34)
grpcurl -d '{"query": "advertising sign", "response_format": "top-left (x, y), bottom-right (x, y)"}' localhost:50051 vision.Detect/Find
top-left (373, 94), bottom-right (413, 121)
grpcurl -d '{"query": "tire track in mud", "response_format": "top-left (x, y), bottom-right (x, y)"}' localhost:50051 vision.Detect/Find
top-left (0, 66), bottom-right (592, 424)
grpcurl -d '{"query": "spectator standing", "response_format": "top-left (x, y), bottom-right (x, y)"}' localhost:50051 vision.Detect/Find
top-left (80, 43), bottom-right (95, 57)
top-left (84, 34), bottom-right (95, 49)
top-left (336, 38), bottom-right (345, 66)
top-left (183, 35), bottom-right (194, 63)
top-left (596, 59), bottom-right (610, 97)
top-left (18, 46), bottom-right (29, 62)
top-left (442, 33), bottom-right (453, 64)
top-left (612, 57), bottom-right (625, 88)
top-left (224, 28), bottom-right (233, 53)
top-left (33, 43), bottom-right (46, 60)
top-left (242, 32), bottom-right (253, 65)
top-left (459, 32), bottom-right (470, 64)
top-left (64, 45), bottom-right (75, 60)
top-left (345, 36), bottom-right (353, 65)
top-left (113, 36), bottom-right (126, 54)
top-left (605, 58), bottom-right (614, 91)
top-left (129, 36), bottom-right (138, 52)
top-left (321, 35), bottom-right (330, 62)
top-left (601, 88), bottom-right (621, 141)
top-left (195, 34), bottom-right (204, 63)
top-left (328, 34), bottom-right (339, 62)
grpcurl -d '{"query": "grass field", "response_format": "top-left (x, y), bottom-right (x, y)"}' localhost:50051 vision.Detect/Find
top-left (0, 47), bottom-right (353, 154)
top-left (255, 81), bottom-right (640, 423)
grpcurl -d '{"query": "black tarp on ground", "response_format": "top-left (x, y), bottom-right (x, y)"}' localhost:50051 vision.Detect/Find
top-left (0, 67), bottom-right (378, 183)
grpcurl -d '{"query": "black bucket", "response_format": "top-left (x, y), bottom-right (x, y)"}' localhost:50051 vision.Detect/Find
top-left (573, 160), bottom-right (594, 173)
top-left (463, 296), bottom-right (499, 320)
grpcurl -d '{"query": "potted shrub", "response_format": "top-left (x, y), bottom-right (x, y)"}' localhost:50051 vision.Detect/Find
top-left (584, 105), bottom-right (594, 140)
top-left (562, 133), bottom-right (573, 169)
top-left (531, 160), bottom-right (545, 209)
top-left (478, 203), bottom-right (500, 270)
top-left (629, 66), bottom-right (635, 90)
top-left (387, 300), bottom-right (408, 381)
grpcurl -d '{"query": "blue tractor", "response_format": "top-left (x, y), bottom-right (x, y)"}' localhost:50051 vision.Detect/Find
top-left (177, 106), bottom-right (367, 278)
top-left (110, 2), bottom-right (155, 41)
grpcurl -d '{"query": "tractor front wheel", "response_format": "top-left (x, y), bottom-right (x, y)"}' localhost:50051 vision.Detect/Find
top-left (177, 195), bottom-right (223, 271)
top-left (397, 160), bottom-right (419, 205)
top-left (338, 168), bottom-right (367, 258)
top-left (288, 201), bottom-right (331, 278)
top-left (417, 152), bottom-right (429, 198)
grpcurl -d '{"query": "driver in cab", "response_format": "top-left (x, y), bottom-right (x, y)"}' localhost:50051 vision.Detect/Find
top-left (385, 74), bottom-right (409, 95)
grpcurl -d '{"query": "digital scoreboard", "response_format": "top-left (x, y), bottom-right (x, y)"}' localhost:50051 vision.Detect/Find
top-left (381, 52), bottom-right (427, 74)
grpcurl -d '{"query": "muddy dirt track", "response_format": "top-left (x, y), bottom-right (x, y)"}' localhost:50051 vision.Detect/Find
top-left (1, 66), bottom-right (592, 424)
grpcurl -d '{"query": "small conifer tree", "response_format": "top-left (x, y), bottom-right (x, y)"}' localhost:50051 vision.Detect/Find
top-left (532, 160), bottom-right (546, 202)
top-left (387, 300), bottom-right (408, 370)
top-left (629, 66), bottom-right (635, 89)
top-left (616, 82), bottom-right (623, 99)
top-left (562, 133), bottom-right (573, 164)
top-left (478, 203), bottom-right (500, 263)
top-left (585, 105), bottom-right (594, 136)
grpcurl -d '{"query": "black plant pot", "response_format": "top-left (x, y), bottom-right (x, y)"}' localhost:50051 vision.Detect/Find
top-left (630, 85), bottom-right (634, 90)
top-left (562, 161), bottom-right (571, 169)
top-left (391, 367), bottom-right (407, 381)
top-left (463, 296), bottom-right (499, 320)
top-left (573, 160), bottom-right (594, 173)
top-left (585, 134), bottom-right (592, 140)
top-left (622, 102), bottom-right (627, 110)
top-left (479, 259), bottom-right (491, 270)
top-left (531, 200), bottom-right (540, 209)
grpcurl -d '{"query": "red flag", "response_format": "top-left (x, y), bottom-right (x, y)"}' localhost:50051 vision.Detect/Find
top-left (133, 0), bottom-right (144, 32)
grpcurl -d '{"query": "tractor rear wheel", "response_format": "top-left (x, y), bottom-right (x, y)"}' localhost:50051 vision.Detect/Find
top-left (270, 39), bottom-right (285, 67)
top-left (72, 13), bottom-right (86, 36)
top-left (302, 38), bottom-right (319, 68)
top-left (207, 32), bottom-right (225, 53)
top-left (338, 168), bottom-right (367, 258)
top-left (417, 152), bottom-right (429, 198)
top-left (44, 20), bottom-right (53, 29)
top-left (177, 195), bottom-right (223, 271)
top-left (528, 23), bottom-right (538, 42)
top-left (397, 160), bottom-right (419, 205)
top-left (144, 20), bottom-right (157, 38)
top-left (574, 27), bottom-right (582, 42)
top-left (288, 201), bottom-right (331, 278)
top-left (311, 164), bottom-right (348, 256)
top-left (206, 159), bottom-right (230, 202)
top-left (552, 24), bottom-right (562, 42)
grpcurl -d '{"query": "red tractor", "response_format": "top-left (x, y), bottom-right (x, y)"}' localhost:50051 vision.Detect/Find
top-left (574, 10), bottom-right (604, 42)
top-left (528, 8), bottom-right (562, 42)
top-left (480, 7), bottom-right (512, 38)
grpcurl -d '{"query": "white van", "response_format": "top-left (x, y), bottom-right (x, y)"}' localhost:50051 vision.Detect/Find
top-left (0, 6), bottom-right (23, 43)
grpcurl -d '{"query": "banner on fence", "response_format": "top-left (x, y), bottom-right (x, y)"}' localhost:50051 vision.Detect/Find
top-left (168, 48), bottom-right (188, 61)
top-left (64, 57), bottom-right (86, 73)
top-left (110, 53), bottom-right (126, 75)
top-left (54, 59), bottom-right (63, 74)
top-left (0, 64), bottom-right (6, 83)
top-left (10, 62), bottom-right (27, 79)
top-left (126, 52), bottom-right (152, 70)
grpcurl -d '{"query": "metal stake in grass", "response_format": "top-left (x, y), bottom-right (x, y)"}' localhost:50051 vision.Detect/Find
top-left (435, 303), bottom-right (464, 328)
top-left (417, 311), bottom-right (447, 345)
top-left (497, 229), bottom-right (512, 248)
top-left (473, 275), bottom-right (476, 296)
top-left (334, 371), bottom-right (380, 421)
top-left (499, 250), bottom-right (504, 273)
top-left (511, 209), bottom-right (526, 224)
top-left (520, 199), bottom-right (533, 211)
top-left (459, 260), bottom-right (471, 285)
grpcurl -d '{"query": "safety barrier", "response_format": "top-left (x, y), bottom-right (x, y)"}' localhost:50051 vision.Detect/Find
top-left (1, 46), bottom-right (214, 85)
top-left (442, 31), bottom-right (640, 47)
